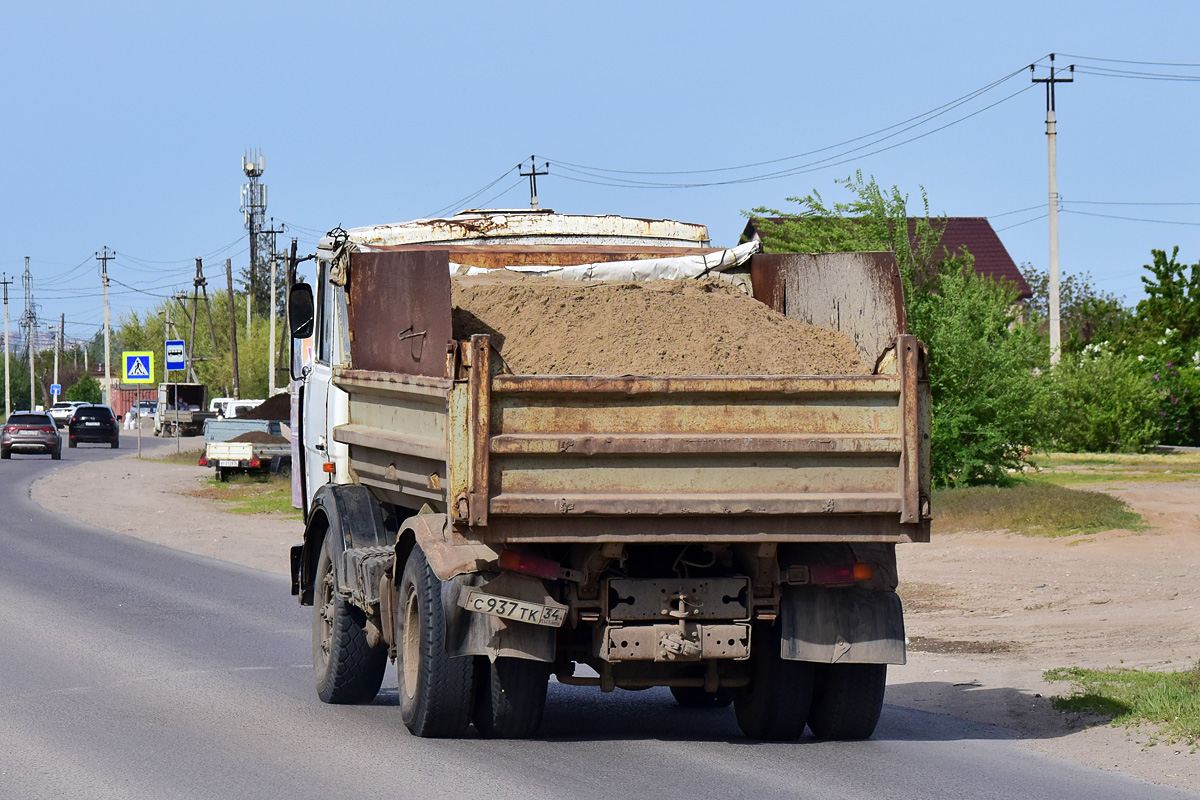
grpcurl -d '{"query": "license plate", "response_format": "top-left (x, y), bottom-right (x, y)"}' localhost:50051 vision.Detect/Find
top-left (219, 460), bottom-right (238, 468)
top-left (85, 422), bottom-right (100, 427)
top-left (18, 430), bottom-right (37, 436)
top-left (460, 589), bottom-right (566, 628)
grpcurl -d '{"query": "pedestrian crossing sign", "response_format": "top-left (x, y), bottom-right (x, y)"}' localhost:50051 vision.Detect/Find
top-left (123, 351), bottom-right (155, 384)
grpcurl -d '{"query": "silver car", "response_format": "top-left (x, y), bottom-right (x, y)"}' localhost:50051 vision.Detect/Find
top-left (49, 400), bottom-right (89, 427)
top-left (1, 411), bottom-right (63, 459)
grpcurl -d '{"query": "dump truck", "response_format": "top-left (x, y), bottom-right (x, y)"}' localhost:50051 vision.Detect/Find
top-left (287, 210), bottom-right (930, 741)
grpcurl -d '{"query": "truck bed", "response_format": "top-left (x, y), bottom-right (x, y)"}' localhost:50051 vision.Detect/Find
top-left (333, 333), bottom-right (929, 545)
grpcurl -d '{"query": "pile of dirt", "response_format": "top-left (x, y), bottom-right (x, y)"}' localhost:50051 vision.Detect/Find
top-left (227, 431), bottom-right (289, 445)
top-left (237, 393), bottom-right (290, 421)
top-left (451, 276), bottom-right (867, 376)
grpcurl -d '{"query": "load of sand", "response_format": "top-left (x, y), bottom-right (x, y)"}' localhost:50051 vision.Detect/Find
top-left (450, 276), bottom-right (867, 376)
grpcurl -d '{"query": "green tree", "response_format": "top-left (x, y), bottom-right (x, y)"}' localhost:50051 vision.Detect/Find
top-left (112, 290), bottom-right (286, 402)
top-left (1136, 247), bottom-right (1200, 342)
top-left (1022, 264), bottom-right (1132, 352)
top-left (746, 174), bottom-right (1047, 486)
top-left (64, 375), bottom-right (102, 404)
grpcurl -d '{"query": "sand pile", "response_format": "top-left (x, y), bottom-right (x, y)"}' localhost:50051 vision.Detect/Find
top-left (237, 393), bottom-right (290, 421)
top-left (227, 431), bottom-right (289, 445)
top-left (451, 276), bottom-right (867, 376)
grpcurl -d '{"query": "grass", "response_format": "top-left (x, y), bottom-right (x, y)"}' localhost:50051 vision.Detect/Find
top-left (933, 481), bottom-right (1143, 537)
top-left (1028, 451), bottom-right (1200, 486)
top-left (147, 447), bottom-right (205, 465)
top-left (1044, 664), bottom-right (1200, 749)
top-left (184, 473), bottom-right (300, 518)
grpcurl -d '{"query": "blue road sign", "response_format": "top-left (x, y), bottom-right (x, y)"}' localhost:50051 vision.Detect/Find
top-left (123, 351), bottom-right (154, 384)
top-left (50, 383), bottom-right (61, 396)
top-left (165, 339), bottom-right (186, 372)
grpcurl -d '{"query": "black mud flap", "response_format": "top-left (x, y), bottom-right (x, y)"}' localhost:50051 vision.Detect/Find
top-left (780, 587), bottom-right (906, 665)
top-left (444, 573), bottom-right (557, 663)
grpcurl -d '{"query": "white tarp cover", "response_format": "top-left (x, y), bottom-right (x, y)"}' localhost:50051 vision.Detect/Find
top-left (448, 240), bottom-right (761, 281)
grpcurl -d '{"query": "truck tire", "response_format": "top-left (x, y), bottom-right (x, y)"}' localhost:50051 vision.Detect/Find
top-left (670, 686), bottom-right (733, 708)
top-left (397, 545), bottom-right (474, 738)
top-left (807, 663), bottom-right (887, 741)
top-left (473, 657), bottom-right (550, 738)
top-left (733, 624), bottom-right (815, 741)
top-left (216, 468), bottom-right (228, 482)
top-left (312, 541), bottom-right (387, 704)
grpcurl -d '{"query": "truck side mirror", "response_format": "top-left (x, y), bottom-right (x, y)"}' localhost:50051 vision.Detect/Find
top-left (289, 283), bottom-right (315, 339)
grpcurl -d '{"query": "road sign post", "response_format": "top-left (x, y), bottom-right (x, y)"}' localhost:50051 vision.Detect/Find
top-left (166, 339), bottom-right (186, 454)
top-left (123, 351), bottom-right (154, 458)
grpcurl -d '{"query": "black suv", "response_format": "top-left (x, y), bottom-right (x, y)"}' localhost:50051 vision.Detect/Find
top-left (68, 405), bottom-right (120, 449)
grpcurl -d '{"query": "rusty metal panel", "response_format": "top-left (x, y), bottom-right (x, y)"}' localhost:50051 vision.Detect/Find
top-left (492, 453), bottom-right (899, 498)
top-left (749, 252), bottom-right (907, 366)
top-left (466, 335), bottom-right (490, 526)
top-left (375, 244), bottom-right (723, 272)
top-left (897, 334), bottom-right (921, 524)
top-left (346, 250), bottom-right (452, 377)
top-left (476, 516), bottom-right (929, 544)
top-left (489, 433), bottom-right (902, 456)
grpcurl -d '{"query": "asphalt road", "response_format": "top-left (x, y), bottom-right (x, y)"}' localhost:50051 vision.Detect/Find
top-left (1, 443), bottom-right (1195, 800)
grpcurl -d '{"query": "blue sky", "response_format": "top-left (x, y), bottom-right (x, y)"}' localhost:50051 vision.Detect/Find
top-left (2, 1), bottom-right (1198, 345)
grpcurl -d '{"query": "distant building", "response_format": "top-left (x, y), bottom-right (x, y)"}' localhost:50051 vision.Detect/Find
top-left (741, 216), bottom-right (1032, 300)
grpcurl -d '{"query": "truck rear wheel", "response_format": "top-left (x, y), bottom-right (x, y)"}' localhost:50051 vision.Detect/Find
top-left (473, 656), bottom-right (550, 738)
top-left (807, 663), bottom-right (887, 740)
top-left (733, 624), bottom-right (814, 741)
top-left (670, 686), bottom-right (733, 708)
top-left (312, 541), bottom-right (387, 704)
top-left (397, 546), bottom-right (474, 738)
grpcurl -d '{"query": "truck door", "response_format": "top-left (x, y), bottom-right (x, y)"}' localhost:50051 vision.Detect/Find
top-left (303, 262), bottom-right (350, 503)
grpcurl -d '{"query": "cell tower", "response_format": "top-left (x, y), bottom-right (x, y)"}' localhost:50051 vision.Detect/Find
top-left (20, 256), bottom-right (39, 358)
top-left (241, 149), bottom-right (269, 311)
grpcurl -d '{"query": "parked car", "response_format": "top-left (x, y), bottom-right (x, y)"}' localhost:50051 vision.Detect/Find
top-left (135, 400), bottom-right (158, 418)
top-left (1, 411), bottom-right (62, 459)
top-left (68, 405), bottom-right (119, 449)
top-left (48, 400), bottom-right (89, 428)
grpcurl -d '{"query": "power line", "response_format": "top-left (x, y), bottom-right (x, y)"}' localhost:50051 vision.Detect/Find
top-left (548, 62), bottom-right (1042, 179)
top-left (552, 83), bottom-right (1037, 189)
top-left (1072, 67), bottom-right (1200, 83)
top-left (425, 164), bottom-right (522, 218)
top-left (995, 213), bottom-right (1048, 232)
top-left (1063, 209), bottom-right (1200, 226)
top-left (1057, 53), bottom-right (1200, 68)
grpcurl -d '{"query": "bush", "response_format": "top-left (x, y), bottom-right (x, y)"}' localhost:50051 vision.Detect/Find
top-left (64, 375), bottom-right (103, 404)
top-left (1039, 350), bottom-right (1162, 452)
top-left (911, 258), bottom-right (1047, 486)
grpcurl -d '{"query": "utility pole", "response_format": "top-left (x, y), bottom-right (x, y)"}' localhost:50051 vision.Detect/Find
top-left (269, 250), bottom-right (278, 396)
top-left (520, 156), bottom-right (549, 210)
top-left (97, 247), bottom-right (115, 405)
top-left (1032, 54), bottom-right (1074, 366)
top-left (225, 258), bottom-right (240, 399)
top-left (22, 257), bottom-right (37, 410)
top-left (1, 273), bottom-right (10, 418)
top-left (51, 319), bottom-right (59, 400)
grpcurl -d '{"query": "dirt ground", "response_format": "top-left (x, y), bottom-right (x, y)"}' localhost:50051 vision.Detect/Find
top-left (31, 450), bottom-right (1200, 792)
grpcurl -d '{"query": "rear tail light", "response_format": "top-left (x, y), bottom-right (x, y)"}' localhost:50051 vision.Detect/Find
top-left (249, 456), bottom-right (261, 468)
top-left (810, 563), bottom-right (874, 586)
top-left (498, 549), bottom-right (565, 581)
top-left (198, 457), bottom-right (208, 467)
top-left (40, 427), bottom-right (55, 434)
top-left (2, 426), bottom-right (13, 433)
